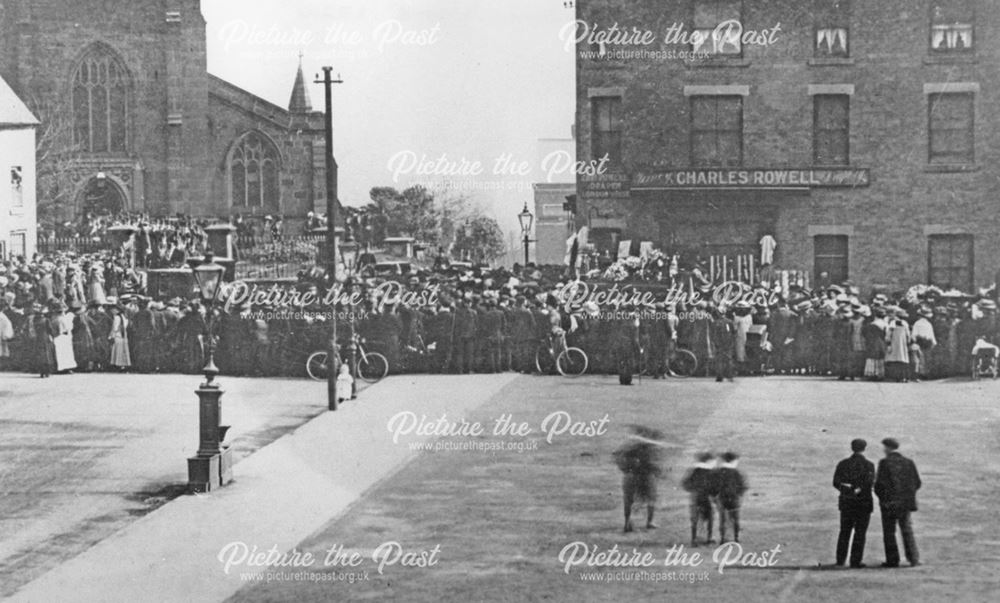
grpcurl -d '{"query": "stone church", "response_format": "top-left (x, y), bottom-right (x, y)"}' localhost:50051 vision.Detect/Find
top-left (0, 0), bottom-right (326, 224)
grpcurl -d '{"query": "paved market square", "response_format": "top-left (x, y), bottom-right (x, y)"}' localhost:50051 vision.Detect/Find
top-left (3, 373), bottom-right (998, 602)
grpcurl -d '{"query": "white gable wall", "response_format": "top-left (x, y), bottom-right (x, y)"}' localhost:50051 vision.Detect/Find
top-left (0, 126), bottom-right (37, 259)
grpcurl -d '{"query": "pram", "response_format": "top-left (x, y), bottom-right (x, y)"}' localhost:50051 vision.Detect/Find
top-left (971, 338), bottom-right (999, 380)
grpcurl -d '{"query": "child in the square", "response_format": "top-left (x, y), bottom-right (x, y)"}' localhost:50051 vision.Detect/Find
top-left (715, 451), bottom-right (748, 543)
top-left (682, 452), bottom-right (719, 545)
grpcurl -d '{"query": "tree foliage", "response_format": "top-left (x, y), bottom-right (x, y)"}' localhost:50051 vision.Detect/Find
top-left (27, 94), bottom-right (85, 231)
top-left (452, 216), bottom-right (506, 264)
top-left (364, 185), bottom-right (503, 261)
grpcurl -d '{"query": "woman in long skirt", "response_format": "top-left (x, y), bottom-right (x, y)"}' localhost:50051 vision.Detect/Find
top-left (862, 309), bottom-right (887, 380)
top-left (108, 304), bottom-right (131, 370)
top-left (86, 265), bottom-right (107, 305)
top-left (72, 303), bottom-right (96, 372)
top-left (53, 306), bottom-right (77, 373)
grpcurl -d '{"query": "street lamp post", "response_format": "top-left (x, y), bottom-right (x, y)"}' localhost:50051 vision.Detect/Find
top-left (316, 66), bottom-right (343, 411)
top-left (518, 203), bottom-right (534, 266)
top-left (187, 252), bottom-right (232, 493)
top-left (340, 241), bottom-right (359, 399)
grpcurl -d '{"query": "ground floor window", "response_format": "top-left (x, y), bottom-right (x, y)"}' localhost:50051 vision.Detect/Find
top-left (928, 234), bottom-right (973, 291)
top-left (8, 231), bottom-right (26, 259)
top-left (814, 234), bottom-right (848, 284)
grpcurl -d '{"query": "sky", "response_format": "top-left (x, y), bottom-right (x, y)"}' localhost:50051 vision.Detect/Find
top-left (202, 0), bottom-right (576, 238)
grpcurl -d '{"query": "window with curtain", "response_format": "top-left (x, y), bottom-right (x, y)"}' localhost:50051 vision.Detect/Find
top-left (930, 0), bottom-right (974, 52)
top-left (690, 95), bottom-right (743, 167)
top-left (814, 0), bottom-right (850, 57)
top-left (72, 45), bottom-right (131, 153)
top-left (10, 166), bottom-right (23, 208)
top-left (229, 132), bottom-right (281, 212)
top-left (693, 0), bottom-right (742, 56)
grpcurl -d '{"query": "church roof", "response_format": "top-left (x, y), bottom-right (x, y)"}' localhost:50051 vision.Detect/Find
top-left (0, 75), bottom-right (39, 127)
top-left (288, 58), bottom-right (313, 113)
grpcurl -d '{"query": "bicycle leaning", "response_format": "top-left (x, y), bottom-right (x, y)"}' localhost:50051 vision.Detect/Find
top-left (534, 329), bottom-right (589, 377)
top-left (305, 334), bottom-right (389, 384)
top-left (637, 344), bottom-right (699, 378)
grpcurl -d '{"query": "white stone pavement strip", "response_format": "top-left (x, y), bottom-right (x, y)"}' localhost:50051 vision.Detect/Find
top-left (8, 374), bottom-right (518, 603)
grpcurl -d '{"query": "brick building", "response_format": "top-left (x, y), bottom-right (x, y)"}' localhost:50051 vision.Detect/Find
top-left (0, 0), bottom-right (327, 225)
top-left (575, 0), bottom-right (1000, 292)
top-left (532, 137), bottom-right (577, 266)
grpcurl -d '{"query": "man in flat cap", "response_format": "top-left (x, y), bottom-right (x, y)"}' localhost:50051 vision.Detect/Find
top-left (874, 438), bottom-right (922, 567)
top-left (833, 438), bottom-right (875, 567)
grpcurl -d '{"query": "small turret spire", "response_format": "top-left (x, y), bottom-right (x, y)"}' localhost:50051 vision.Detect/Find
top-left (288, 52), bottom-right (312, 113)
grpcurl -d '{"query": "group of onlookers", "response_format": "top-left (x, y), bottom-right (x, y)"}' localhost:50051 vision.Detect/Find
top-left (4, 246), bottom-right (999, 381)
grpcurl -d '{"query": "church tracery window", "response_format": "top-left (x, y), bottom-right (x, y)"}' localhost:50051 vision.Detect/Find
top-left (229, 131), bottom-right (281, 211)
top-left (72, 45), bottom-right (131, 153)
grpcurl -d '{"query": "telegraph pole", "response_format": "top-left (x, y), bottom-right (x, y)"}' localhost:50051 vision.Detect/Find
top-left (316, 66), bottom-right (343, 410)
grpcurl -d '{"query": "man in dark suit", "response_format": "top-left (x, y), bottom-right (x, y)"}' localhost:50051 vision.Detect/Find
top-left (874, 437), bottom-right (922, 567)
top-left (710, 307), bottom-right (736, 382)
top-left (452, 299), bottom-right (477, 374)
top-left (833, 438), bottom-right (875, 568)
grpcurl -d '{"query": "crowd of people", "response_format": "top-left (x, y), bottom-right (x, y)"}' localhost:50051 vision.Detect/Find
top-left (42, 212), bottom-right (217, 269)
top-left (3, 239), bottom-right (1000, 381)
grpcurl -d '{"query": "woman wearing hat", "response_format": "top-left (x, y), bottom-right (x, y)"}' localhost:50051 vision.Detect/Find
top-left (863, 307), bottom-right (888, 381)
top-left (0, 298), bottom-right (14, 369)
top-left (910, 306), bottom-right (937, 381)
top-left (107, 302), bottom-right (132, 371)
top-left (85, 264), bottom-right (107, 305)
top-left (71, 301), bottom-right (96, 372)
top-left (52, 302), bottom-right (77, 374)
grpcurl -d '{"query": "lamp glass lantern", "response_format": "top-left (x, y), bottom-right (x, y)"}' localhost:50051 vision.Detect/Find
top-left (191, 252), bottom-right (225, 385)
top-left (518, 203), bottom-right (534, 234)
top-left (193, 253), bottom-right (225, 304)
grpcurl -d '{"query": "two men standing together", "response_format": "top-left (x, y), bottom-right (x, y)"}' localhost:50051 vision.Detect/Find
top-left (833, 437), bottom-right (922, 568)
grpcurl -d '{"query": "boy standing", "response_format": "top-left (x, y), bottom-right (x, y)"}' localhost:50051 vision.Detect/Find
top-left (716, 451), bottom-right (748, 543)
top-left (682, 452), bottom-right (719, 545)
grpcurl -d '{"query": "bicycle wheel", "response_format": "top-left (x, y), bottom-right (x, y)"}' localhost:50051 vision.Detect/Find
top-left (637, 348), bottom-right (649, 376)
top-left (557, 347), bottom-right (588, 377)
top-left (668, 349), bottom-right (698, 377)
top-left (357, 352), bottom-right (389, 383)
top-left (535, 344), bottom-right (556, 374)
top-left (306, 351), bottom-right (330, 381)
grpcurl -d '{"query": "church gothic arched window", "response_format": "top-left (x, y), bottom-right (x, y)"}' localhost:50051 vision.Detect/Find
top-left (229, 131), bottom-right (281, 211)
top-left (72, 45), bottom-right (131, 153)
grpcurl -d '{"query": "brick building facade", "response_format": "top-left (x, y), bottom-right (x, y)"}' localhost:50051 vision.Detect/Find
top-left (575, 0), bottom-right (1000, 292)
top-left (0, 0), bottom-right (326, 224)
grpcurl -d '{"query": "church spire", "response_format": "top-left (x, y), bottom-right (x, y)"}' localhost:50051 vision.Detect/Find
top-left (288, 52), bottom-right (312, 113)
